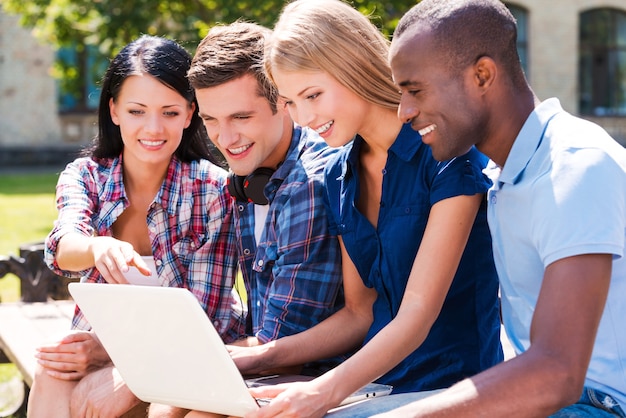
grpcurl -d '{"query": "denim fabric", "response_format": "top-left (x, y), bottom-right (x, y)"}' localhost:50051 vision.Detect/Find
top-left (550, 387), bottom-right (626, 417)
top-left (325, 391), bottom-right (443, 417)
top-left (324, 387), bottom-right (626, 417)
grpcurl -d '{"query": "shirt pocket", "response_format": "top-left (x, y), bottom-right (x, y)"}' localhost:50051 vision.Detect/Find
top-left (172, 232), bottom-right (205, 266)
top-left (253, 240), bottom-right (277, 273)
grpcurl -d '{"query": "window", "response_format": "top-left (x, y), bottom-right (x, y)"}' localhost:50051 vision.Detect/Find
top-left (506, 3), bottom-right (529, 77)
top-left (57, 45), bottom-right (108, 113)
top-left (579, 8), bottom-right (626, 116)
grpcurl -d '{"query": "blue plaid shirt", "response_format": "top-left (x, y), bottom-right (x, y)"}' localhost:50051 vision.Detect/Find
top-left (45, 155), bottom-right (245, 342)
top-left (234, 125), bottom-right (344, 343)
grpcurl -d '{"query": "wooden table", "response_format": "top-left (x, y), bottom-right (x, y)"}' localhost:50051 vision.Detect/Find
top-left (0, 300), bottom-right (75, 387)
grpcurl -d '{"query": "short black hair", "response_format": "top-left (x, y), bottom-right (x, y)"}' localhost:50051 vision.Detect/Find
top-left (396, 0), bottom-right (525, 85)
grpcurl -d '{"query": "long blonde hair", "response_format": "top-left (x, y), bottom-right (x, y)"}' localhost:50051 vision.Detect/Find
top-left (265, 0), bottom-right (400, 110)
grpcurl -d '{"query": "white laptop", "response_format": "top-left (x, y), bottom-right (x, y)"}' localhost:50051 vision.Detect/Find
top-left (68, 282), bottom-right (392, 416)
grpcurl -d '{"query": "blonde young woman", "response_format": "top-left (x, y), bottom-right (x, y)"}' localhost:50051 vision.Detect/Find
top-left (187, 1), bottom-right (502, 417)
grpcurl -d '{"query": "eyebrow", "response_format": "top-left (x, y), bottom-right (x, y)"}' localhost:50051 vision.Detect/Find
top-left (199, 110), bottom-right (256, 119)
top-left (126, 102), bottom-right (184, 108)
top-left (396, 80), bottom-right (418, 88)
top-left (296, 86), bottom-right (317, 97)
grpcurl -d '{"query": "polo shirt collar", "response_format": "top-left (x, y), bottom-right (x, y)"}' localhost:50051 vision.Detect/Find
top-left (499, 98), bottom-right (562, 185)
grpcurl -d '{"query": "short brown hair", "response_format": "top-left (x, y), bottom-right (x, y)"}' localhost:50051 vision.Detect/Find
top-left (188, 21), bottom-right (279, 113)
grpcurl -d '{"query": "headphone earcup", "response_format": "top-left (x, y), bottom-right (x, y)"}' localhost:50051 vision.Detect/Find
top-left (227, 174), bottom-right (248, 202)
top-left (243, 167), bottom-right (274, 205)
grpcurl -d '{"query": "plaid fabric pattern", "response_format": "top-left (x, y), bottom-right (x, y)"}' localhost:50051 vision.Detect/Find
top-left (45, 155), bottom-right (244, 343)
top-left (234, 125), bottom-right (344, 343)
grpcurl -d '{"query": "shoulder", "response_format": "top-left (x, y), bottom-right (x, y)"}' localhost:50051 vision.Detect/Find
top-left (179, 158), bottom-right (229, 187)
top-left (59, 156), bottom-right (114, 185)
top-left (296, 126), bottom-right (344, 177)
top-left (545, 115), bottom-right (626, 181)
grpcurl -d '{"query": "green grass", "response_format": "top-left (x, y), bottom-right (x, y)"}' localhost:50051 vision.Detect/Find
top-left (0, 172), bottom-right (59, 416)
top-left (0, 173), bottom-right (59, 303)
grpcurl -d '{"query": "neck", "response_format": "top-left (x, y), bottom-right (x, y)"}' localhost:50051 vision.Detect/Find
top-left (479, 88), bottom-right (538, 167)
top-left (122, 158), bottom-right (169, 198)
top-left (358, 106), bottom-right (404, 153)
top-left (265, 116), bottom-right (293, 170)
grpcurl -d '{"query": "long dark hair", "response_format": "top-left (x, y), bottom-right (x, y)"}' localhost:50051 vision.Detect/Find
top-left (84, 35), bottom-right (224, 165)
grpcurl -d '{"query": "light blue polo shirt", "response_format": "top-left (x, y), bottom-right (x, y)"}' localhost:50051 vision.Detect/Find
top-left (487, 98), bottom-right (626, 408)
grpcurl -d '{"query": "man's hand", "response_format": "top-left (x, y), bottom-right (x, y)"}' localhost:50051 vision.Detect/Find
top-left (35, 331), bottom-right (111, 380)
top-left (70, 365), bottom-right (143, 418)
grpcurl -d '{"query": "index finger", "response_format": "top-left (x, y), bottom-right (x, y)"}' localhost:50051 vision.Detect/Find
top-left (129, 253), bottom-right (152, 276)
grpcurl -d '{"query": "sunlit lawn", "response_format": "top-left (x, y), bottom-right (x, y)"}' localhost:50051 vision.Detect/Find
top-left (0, 171), bottom-right (59, 416)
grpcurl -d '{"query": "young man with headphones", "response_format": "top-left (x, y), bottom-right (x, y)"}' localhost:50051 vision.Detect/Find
top-left (187, 22), bottom-right (344, 374)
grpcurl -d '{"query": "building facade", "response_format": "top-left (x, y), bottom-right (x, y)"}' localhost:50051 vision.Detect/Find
top-left (509, 0), bottom-right (626, 144)
top-left (1, 0), bottom-right (625, 166)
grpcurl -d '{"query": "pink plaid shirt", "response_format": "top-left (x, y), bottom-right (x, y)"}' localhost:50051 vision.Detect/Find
top-left (45, 155), bottom-right (245, 342)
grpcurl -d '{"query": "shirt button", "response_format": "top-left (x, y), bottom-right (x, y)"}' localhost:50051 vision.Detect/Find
top-left (382, 169), bottom-right (387, 175)
top-left (149, 226), bottom-right (157, 233)
top-left (257, 260), bottom-right (264, 267)
top-left (405, 207), bottom-right (411, 214)
top-left (490, 195), bottom-right (497, 204)
top-left (155, 259), bottom-right (162, 266)
top-left (213, 320), bottom-right (220, 328)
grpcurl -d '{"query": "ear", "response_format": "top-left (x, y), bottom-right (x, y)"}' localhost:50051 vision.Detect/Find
top-left (474, 56), bottom-right (497, 91)
top-left (109, 97), bottom-right (120, 126)
top-left (185, 102), bottom-right (196, 129)
top-left (276, 97), bottom-right (289, 114)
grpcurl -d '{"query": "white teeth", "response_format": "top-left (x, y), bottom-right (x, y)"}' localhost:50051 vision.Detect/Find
top-left (316, 121), bottom-right (333, 134)
top-left (229, 144), bottom-right (252, 155)
top-left (418, 124), bottom-right (437, 136)
top-left (140, 140), bottom-right (165, 146)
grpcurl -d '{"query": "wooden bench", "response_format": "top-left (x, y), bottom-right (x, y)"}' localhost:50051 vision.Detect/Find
top-left (0, 301), bottom-right (75, 387)
top-left (0, 242), bottom-right (77, 415)
top-left (0, 300), bottom-right (75, 415)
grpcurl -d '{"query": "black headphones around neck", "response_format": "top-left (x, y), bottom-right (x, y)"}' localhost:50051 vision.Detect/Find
top-left (227, 167), bottom-right (275, 205)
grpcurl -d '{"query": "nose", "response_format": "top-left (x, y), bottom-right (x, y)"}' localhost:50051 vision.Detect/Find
top-left (397, 94), bottom-right (419, 124)
top-left (291, 104), bottom-right (314, 128)
top-left (145, 113), bottom-right (164, 135)
top-left (212, 123), bottom-right (238, 149)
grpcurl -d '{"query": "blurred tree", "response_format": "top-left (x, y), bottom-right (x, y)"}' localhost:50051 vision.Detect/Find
top-left (1, 0), bottom-right (414, 106)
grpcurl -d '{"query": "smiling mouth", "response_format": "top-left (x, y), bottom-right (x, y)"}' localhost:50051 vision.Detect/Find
top-left (140, 140), bottom-right (166, 146)
top-left (418, 124), bottom-right (437, 136)
top-left (316, 120), bottom-right (333, 134)
top-left (228, 144), bottom-right (252, 155)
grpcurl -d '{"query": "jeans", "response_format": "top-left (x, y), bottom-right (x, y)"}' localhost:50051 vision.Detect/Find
top-left (550, 387), bottom-right (625, 417)
top-left (324, 391), bottom-right (442, 417)
top-left (324, 387), bottom-right (625, 417)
